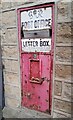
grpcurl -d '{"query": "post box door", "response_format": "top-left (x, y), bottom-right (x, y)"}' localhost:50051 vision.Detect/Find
top-left (18, 4), bottom-right (54, 113)
top-left (21, 53), bottom-right (51, 113)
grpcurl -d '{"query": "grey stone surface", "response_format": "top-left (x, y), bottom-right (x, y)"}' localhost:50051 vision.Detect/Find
top-left (3, 107), bottom-right (51, 118)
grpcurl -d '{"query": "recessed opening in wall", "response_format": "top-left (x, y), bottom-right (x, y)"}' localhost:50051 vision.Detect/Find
top-left (18, 4), bottom-right (54, 115)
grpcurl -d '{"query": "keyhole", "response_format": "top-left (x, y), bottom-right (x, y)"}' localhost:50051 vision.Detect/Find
top-left (33, 54), bottom-right (37, 59)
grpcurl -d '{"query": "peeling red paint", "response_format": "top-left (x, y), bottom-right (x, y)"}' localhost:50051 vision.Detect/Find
top-left (17, 3), bottom-right (54, 114)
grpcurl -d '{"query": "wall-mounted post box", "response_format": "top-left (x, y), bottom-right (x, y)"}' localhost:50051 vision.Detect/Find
top-left (18, 3), bottom-right (54, 114)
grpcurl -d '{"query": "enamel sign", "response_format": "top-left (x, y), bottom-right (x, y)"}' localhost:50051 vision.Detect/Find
top-left (21, 7), bottom-right (52, 52)
top-left (21, 7), bottom-right (52, 30)
top-left (22, 38), bottom-right (51, 52)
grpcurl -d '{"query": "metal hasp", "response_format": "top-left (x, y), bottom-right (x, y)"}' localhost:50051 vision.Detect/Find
top-left (17, 3), bottom-right (54, 114)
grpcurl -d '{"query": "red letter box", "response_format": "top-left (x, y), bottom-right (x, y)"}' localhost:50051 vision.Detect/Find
top-left (18, 3), bottom-right (54, 114)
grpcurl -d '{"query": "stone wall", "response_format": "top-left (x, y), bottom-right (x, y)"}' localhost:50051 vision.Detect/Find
top-left (1, 2), bottom-right (21, 109)
top-left (0, 0), bottom-right (72, 118)
top-left (53, 0), bottom-right (73, 118)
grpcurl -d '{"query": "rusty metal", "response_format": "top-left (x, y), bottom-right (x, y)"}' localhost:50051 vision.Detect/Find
top-left (21, 53), bottom-right (51, 113)
top-left (17, 3), bottom-right (54, 114)
top-left (29, 77), bottom-right (44, 84)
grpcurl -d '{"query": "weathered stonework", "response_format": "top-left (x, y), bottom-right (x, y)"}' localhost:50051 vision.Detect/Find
top-left (0, 0), bottom-right (72, 118)
top-left (5, 84), bottom-right (21, 99)
top-left (57, 2), bottom-right (69, 21)
top-left (2, 60), bottom-right (19, 72)
top-left (57, 23), bottom-right (71, 37)
top-left (55, 64), bottom-right (71, 79)
top-left (54, 81), bottom-right (62, 96)
top-left (2, 10), bottom-right (16, 27)
top-left (1, 2), bottom-right (11, 10)
top-left (56, 35), bottom-right (72, 43)
top-left (1, 28), bottom-right (17, 44)
top-left (53, 0), bottom-right (72, 118)
top-left (4, 72), bottom-right (19, 85)
top-left (5, 97), bottom-right (20, 108)
top-left (2, 46), bottom-right (18, 58)
top-left (53, 112), bottom-right (71, 118)
top-left (71, 2), bottom-right (73, 18)
top-left (54, 99), bottom-right (71, 114)
top-left (63, 83), bottom-right (72, 101)
top-left (56, 46), bottom-right (72, 62)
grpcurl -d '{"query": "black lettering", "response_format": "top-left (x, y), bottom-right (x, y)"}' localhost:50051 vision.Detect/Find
top-left (30, 41), bottom-right (32, 46)
top-left (35, 41), bottom-right (38, 46)
top-left (23, 40), bottom-right (39, 47)
top-left (33, 41), bottom-right (38, 47)
top-left (34, 20), bottom-right (39, 28)
top-left (27, 41), bottom-right (29, 46)
top-left (28, 11), bottom-right (33, 19)
top-left (40, 41), bottom-right (49, 46)
top-left (34, 20), bottom-right (37, 28)
top-left (45, 19), bottom-right (51, 27)
top-left (25, 41), bottom-right (28, 47)
top-left (40, 41), bottom-right (43, 47)
top-left (47, 41), bottom-right (49, 46)
top-left (23, 41), bottom-right (25, 47)
top-left (24, 22), bottom-right (27, 28)
top-left (33, 41), bottom-right (35, 47)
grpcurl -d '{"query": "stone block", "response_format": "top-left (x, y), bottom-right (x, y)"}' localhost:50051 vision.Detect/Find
top-left (4, 72), bottom-right (19, 84)
top-left (4, 84), bottom-right (21, 98)
top-left (5, 97), bottom-right (20, 108)
top-left (54, 81), bottom-right (62, 96)
top-left (2, 45), bottom-right (18, 58)
top-left (3, 59), bottom-right (19, 72)
top-left (0, 13), bottom-right (1, 25)
top-left (3, 107), bottom-right (19, 118)
top-left (10, 2), bottom-right (19, 7)
top-left (1, 2), bottom-right (11, 10)
top-left (54, 99), bottom-right (71, 113)
top-left (56, 35), bottom-right (72, 43)
top-left (2, 10), bottom-right (16, 26)
top-left (55, 64), bottom-right (72, 79)
top-left (53, 111), bottom-right (71, 118)
top-left (1, 28), bottom-right (6, 44)
top-left (11, 0), bottom-right (36, 6)
top-left (71, 1), bottom-right (73, 18)
top-left (1, 28), bottom-right (17, 44)
top-left (0, 3), bottom-right (1, 11)
top-left (57, 23), bottom-right (71, 37)
top-left (71, 102), bottom-right (73, 117)
top-left (55, 46), bottom-right (72, 62)
top-left (10, 1), bottom-right (30, 7)
top-left (63, 83), bottom-right (72, 101)
top-left (57, 1), bottom-right (69, 20)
